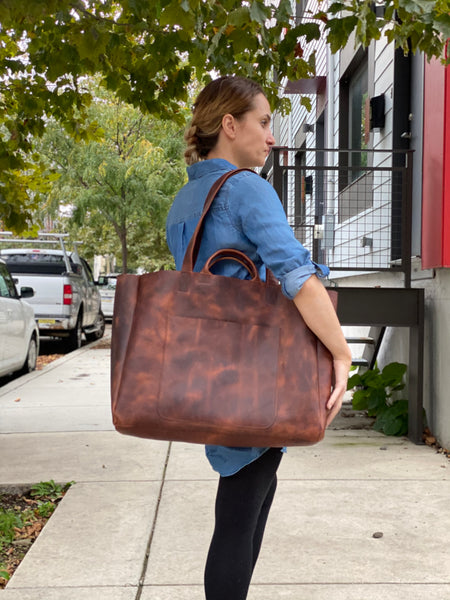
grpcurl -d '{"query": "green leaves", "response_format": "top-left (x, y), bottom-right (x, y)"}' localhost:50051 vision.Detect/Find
top-left (30, 480), bottom-right (72, 501)
top-left (0, 479), bottom-right (73, 585)
top-left (374, 400), bottom-right (409, 436)
top-left (38, 86), bottom-right (186, 273)
top-left (347, 362), bottom-right (410, 436)
top-left (0, 0), bottom-right (447, 232)
top-left (249, 1), bottom-right (271, 25)
top-left (325, 14), bottom-right (360, 54)
top-left (159, 1), bottom-right (196, 32)
top-left (325, 0), bottom-right (450, 60)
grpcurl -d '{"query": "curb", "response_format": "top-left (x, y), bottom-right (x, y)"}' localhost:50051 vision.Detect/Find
top-left (0, 334), bottom-right (111, 399)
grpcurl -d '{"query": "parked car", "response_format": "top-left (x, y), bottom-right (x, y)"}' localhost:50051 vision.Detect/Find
top-left (0, 259), bottom-right (40, 378)
top-left (0, 234), bottom-right (105, 352)
top-left (96, 274), bottom-right (118, 320)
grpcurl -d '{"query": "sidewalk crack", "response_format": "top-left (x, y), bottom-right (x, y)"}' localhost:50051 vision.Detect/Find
top-left (135, 441), bottom-right (172, 600)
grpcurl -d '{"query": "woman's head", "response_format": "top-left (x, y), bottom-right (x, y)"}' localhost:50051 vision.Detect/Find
top-left (184, 76), bottom-right (271, 166)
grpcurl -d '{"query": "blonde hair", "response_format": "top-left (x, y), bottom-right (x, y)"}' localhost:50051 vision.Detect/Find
top-left (184, 76), bottom-right (265, 165)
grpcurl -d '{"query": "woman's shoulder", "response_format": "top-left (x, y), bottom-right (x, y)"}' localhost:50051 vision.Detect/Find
top-left (225, 168), bottom-right (278, 198)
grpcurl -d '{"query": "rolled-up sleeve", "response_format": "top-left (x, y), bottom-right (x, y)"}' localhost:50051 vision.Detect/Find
top-left (282, 261), bottom-right (330, 299)
top-left (228, 172), bottom-right (329, 300)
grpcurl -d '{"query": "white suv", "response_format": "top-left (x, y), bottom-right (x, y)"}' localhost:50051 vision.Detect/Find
top-left (0, 259), bottom-right (40, 378)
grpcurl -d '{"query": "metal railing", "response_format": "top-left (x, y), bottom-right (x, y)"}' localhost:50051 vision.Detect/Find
top-left (262, 148), bottom-right (424, 443)
top-left (266, 147), bottom-right (413, 287)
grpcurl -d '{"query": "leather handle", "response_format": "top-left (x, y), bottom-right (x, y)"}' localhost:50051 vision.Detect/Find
top-left (201, 249), bottom-right (260, 281)
top-left (181, 168), bottom-right (255, 273)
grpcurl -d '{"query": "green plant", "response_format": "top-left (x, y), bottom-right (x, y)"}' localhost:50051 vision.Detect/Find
top-left (347, 362), bottom-right (408, 436)
top-left (0, 510), bottom-right (24, 547)
top-left (34, 502), bottom-right (56, 519)
top-left (30, 480), bottom-right (73, 501)
top-left (1, 481), bottom-right (75, 588)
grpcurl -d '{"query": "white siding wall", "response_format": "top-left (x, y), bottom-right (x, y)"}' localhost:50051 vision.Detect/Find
top-left (278, 6), bottom-right (450, 448)
top-left (279, 12), bottom-right (399, 273)
top-left (327, 35), bottom-right (396, 272)
top-left (281, 0), bottom-right (328, 245)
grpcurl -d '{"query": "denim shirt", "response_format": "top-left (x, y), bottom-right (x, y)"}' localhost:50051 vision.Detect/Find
top-left (166, 159), bottom-right (329, 476)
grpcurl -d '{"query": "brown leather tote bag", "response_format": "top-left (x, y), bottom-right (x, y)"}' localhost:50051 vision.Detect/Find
top-left (111, 169), bottom-right (337, 447)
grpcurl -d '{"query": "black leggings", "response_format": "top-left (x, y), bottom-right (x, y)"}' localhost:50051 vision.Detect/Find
top-left (204, 447), bottom-right (283, 600)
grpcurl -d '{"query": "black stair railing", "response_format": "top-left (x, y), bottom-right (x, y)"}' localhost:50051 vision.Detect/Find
top-left (266, 147), bottom-right (414, 288)
top-left (264, 148), bottom-right (424, 444)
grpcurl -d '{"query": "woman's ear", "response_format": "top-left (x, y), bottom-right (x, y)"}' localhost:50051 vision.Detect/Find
top-left (221, 113), bottom-right (237, 140)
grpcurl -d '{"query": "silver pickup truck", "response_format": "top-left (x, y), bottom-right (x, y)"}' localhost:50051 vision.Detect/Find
top-left (0, 234), bottom-right (105, 351)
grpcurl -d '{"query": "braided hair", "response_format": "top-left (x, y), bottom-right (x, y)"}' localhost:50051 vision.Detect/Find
top-left (184, 76), bottom-right (265, 165)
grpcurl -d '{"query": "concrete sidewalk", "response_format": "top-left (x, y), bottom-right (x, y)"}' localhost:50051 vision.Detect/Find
top-left (1, 338), bottom-right (450, 599)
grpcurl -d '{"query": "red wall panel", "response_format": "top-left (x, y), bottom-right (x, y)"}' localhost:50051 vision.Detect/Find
top-left (422, 58), bottom-right (446, 268)
top-left (443, 57), bottom-right (450, 265)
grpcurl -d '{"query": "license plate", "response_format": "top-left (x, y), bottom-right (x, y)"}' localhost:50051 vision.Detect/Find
top-left (38, 318), bottom-right (56, 325)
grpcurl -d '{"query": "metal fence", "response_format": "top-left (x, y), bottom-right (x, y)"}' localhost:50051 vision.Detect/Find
top-left (266, 148), bottom-right (413, 287)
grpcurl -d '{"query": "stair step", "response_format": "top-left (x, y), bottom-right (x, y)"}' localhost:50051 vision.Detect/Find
top-left (345, 337), bottom-right (375, 344)
top-left (351, 358), bottom-right (369, 367)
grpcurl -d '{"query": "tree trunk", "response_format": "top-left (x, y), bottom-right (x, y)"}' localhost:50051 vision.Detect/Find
top-left (120, 230), bottom-right (128, 274)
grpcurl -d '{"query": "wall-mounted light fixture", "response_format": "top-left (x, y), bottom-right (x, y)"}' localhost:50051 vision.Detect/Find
top-left (370, 94), bottom-right (385, 131)
top-left (361, 236), bottom-right (373, 248)
top-left (304, 175), bottom-right (313, 195)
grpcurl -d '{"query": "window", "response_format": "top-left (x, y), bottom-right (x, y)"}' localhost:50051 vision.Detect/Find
top-left (81, 258), bottom-right (95, 284)
top-left (339, 54), bottom-right (372, 222)
top-left (2, 252), bottom-right (75, 275)
top-left (294, 150), bottom-right (306, 227)
top-left (349, 61), bottom-right (368, 175)
top-left (0, 264), bottom-right (17, 298)
top-left (296, 0), bottom-right (308, 20)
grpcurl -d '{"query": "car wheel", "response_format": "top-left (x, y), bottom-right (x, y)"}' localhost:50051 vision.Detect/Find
top-left (86, 311), bottom-right (105, 342)
top-left (20, 336), bottom-right (38, 374)
top-left (66, 314), bottom-right (82, 351)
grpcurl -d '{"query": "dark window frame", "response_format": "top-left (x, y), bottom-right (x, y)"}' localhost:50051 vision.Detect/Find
top-left (338, 49), bottom-right (373, 223)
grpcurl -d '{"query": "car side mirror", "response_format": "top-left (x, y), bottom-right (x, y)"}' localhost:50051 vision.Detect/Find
top-left (20, 286), bottom-right (35, 299)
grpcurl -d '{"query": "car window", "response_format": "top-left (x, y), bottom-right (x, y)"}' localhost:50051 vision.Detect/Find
top-left (0, 263), bottom-right (17, 298)
top-left (4, 252), bottom-right (65, 263)
top-left (1, 252), bottom-right (76, 275)
top-left (81, 258), bottom-right (95, 284)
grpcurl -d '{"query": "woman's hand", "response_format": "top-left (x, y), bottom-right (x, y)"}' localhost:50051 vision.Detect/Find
top-left (326, 357), bottom-right (352, 427)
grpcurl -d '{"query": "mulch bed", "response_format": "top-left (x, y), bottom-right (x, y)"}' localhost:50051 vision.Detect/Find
top-left (0, 490), bottom-right (64, 588)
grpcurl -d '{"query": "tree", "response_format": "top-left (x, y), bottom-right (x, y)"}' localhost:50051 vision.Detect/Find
top-left (1, 0), bottom-right (448, 231)
top-left (38, 90), bottom-right (186, 273)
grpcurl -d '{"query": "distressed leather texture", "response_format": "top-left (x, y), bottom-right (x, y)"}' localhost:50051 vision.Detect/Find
top-left (111, 170), bottom-right (337, 447)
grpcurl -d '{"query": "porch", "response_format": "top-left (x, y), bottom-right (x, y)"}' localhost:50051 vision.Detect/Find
top-left (263, 148), bottom-right (424, 444)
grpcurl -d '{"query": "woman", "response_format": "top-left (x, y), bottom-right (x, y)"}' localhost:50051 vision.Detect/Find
top-left (166, 76), bottom-right (352, 600)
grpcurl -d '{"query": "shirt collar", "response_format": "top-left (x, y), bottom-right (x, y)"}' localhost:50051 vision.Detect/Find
top-left (187, 158), bottom-right (237, 181)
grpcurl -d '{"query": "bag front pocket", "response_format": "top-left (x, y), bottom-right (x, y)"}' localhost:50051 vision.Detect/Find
top-left (158, 315), bottom-right (279, 430)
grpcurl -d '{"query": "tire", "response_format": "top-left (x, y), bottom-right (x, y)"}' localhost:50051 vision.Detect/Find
top-left (66, 314), bottom-right (83, 352)
top-left (19, 336), bottom-right (38, 375)
top-left (85, 310), bottom-right (105, 343)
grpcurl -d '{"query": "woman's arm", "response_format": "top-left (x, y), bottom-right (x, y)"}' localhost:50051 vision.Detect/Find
top-left (293, 275), bottom-right (352, 426)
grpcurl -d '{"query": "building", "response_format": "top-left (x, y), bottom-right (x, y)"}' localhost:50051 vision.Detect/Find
top-left (268, 1), bottom-right (450, 446)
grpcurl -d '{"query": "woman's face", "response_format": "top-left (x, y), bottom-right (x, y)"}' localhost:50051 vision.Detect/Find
top-left (232, 93), bottom-right (276, 168)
